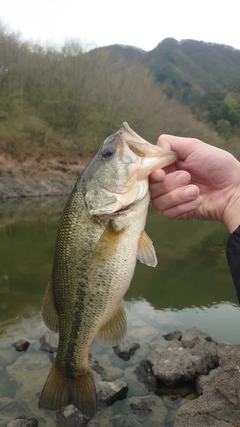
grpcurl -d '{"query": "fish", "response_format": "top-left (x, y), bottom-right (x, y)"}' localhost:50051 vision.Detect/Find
top-left (38, 122), bottom-right (177, 417)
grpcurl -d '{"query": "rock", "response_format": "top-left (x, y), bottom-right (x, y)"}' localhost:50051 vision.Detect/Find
top-left (110, 413), bottom-right (146, 427)
top-left (174, 346), bottom-right (240, 427)
top-left (129, 395), bottom-right (168, 426)
top-left (96, 378), bottom-right (128, 408)
top-left (113, 340), bottom-right (140, 361)
top-left (89, 354), bottom-right (108, 380)
top-left (135, 360), bottom-right (196, 400)
top-left (0, 174), bottom-right (77, 199)
top-left (110, 395), bottom-right (168, 427)
top-left (129, 396), bottom-right (156, 415)
top-left (56, 405), bottom-right (88, 427)
top-left (195, 367), bottom-right (221, 395)
top-left (26, 420), bottom-right (38, 427)
top-left (134, 360), bottom-right (159, 393)
top-left (40, 332), bottom-right (59, 353)
top-left (6, 417), bottom-right (38, 427)
top-left (6, 419), bottom-right (26, 427)
top-left (12, 339), bottom-right (30, 352)
top-left (163, 330), bottom-right (183, 341)
top-left (148, 327), bottom-right (231, 385)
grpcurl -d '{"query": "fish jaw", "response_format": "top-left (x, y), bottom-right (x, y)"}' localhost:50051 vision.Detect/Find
top-left (119, 122), bottom-right (178, 180)
top-left (84, 122), bottom-right (177, 216)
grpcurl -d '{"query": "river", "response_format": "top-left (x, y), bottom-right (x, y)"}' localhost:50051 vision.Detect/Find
top-left (0, 196), bottom-right (239, 426)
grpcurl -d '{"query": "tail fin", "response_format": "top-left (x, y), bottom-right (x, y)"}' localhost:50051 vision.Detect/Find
top-left (38, 362), bottom-right (97, 417)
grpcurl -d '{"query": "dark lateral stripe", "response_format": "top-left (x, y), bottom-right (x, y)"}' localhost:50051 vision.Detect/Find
top-left (65, 282), bottom-right (87, 379)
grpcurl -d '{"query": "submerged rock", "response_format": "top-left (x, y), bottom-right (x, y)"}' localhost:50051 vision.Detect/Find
top-left (12, 339), bottom-right (30, 352)
top-left (113, 340), bottom-right (140, 361)
top-left (6, 417), bottom-right (38, 427)
top-left (129, 396), bottom-right (156, 415)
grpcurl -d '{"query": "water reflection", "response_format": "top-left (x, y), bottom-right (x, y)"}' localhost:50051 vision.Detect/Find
top-left (0, 196), bottom-right (238, 326)
top-left (0, 197), bottom-right (240, 425)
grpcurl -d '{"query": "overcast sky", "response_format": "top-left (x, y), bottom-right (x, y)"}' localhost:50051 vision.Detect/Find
top-left (1, 0), bottom-right (239, 52)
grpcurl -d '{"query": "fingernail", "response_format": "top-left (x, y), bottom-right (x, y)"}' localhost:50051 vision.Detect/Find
top-left (175, 172), bottom-right (189, 185)
top-left (184, 186), bottom-right (199, 198)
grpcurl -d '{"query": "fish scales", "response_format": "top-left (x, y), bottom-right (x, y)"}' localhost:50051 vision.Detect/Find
top-left (39, 122), bottom-right (177, 417)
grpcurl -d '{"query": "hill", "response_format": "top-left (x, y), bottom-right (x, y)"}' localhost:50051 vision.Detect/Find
top-left (99, 38), bottom-right (240, 104)
top-left (1, 22), bottom-right (240, 196)
top-left (146, 38), bottom-right (240, 103)
top-left (94, 39), bottom-right (240, 155)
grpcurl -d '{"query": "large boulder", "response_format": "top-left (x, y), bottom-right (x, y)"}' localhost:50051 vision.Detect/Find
top-left (174, 347), bottom-right (240, 427)
top-left (148, 327), bottom-right (231, 385)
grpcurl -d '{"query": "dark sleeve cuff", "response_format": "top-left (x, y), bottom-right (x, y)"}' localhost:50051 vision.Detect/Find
top-left (226, 225), bottom-right (240, 303)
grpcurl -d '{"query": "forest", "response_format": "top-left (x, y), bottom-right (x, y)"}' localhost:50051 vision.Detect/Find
top-left (1, 22), bottom-right (240, 167)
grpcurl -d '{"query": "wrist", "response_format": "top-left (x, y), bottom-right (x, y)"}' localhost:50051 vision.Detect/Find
top-left (223, 192), bottom-right (240, 233)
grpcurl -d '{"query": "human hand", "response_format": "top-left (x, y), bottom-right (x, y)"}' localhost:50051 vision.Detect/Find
top-left (149, 135), bottom-right (240, 233)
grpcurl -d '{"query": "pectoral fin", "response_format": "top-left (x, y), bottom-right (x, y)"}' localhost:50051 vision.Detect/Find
top-left (42, 278), bottom-right (59, 332)
top-left (137, 231), bottom-right (157, 267)
top-left (97, 302), bottom-right (127, 346)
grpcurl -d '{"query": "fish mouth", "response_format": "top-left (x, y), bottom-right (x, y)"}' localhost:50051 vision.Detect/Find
top-left (119, 122), bottom-right (178, 176)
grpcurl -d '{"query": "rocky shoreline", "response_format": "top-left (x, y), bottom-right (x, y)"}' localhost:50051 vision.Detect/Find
top-left (0, 155), bottom-right (86, 199)
top-left (5, 327), bottom-right (240, 427)
top-left (0, 172), bottom-right (79, 199)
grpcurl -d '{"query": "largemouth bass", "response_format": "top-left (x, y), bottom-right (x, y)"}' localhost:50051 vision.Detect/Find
top-left (39, 122), bottom-right (177, 417)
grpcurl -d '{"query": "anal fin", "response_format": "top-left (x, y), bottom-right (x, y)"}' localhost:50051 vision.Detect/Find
top-left (97, 302), bottom-right (127, 346)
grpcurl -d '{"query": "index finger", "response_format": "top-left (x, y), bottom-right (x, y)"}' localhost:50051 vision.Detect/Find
top-left (157, 134), bottom-right (203, 161)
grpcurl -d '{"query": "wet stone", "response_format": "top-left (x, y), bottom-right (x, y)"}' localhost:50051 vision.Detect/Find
top-left (163, 330), bottom-right (183, 341)
top-left (110, 413), bottom-right (146, 427)
top-left (129, 396), bottom-right (156, 415)
top-left (134, 360), bottom-right (159, 393)
top-left (39, 332), bottom-right (59, 353)
top-left (135, 360), bottom-right (196, 400)
top-left (113, 340), bottom-right (140, 361)
top-left (173, 337), bottom-right (240, 427)
top-left (12, 339), bottom-right (30, 352)
top-left (148, 327), bottom-right (230, 385)
top-left (96, 378), bottom-right (128, 408)
top-left (6, 417), bottom-right (38, 427)
top-left (56, 405), bottom-right (88, 427)
top-left (89, 354), bottom-right (108, 380)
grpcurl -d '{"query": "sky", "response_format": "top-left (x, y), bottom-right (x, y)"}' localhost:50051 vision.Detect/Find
top-left (1, 0), bottom-right (240, 52)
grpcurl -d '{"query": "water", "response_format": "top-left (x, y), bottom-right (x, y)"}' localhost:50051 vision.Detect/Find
top-left (0, 197), bottom-right (239, 426)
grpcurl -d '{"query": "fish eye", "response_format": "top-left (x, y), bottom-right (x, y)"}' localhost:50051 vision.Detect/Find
top-left (101, 146), bottom-right (115, 159)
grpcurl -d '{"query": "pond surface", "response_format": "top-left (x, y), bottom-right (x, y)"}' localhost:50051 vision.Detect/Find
top-left (0, 196), bottom-right (239, 426)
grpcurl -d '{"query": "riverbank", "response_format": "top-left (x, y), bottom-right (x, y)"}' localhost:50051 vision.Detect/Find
top-left (0, 154), bottom-right (87, 199)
